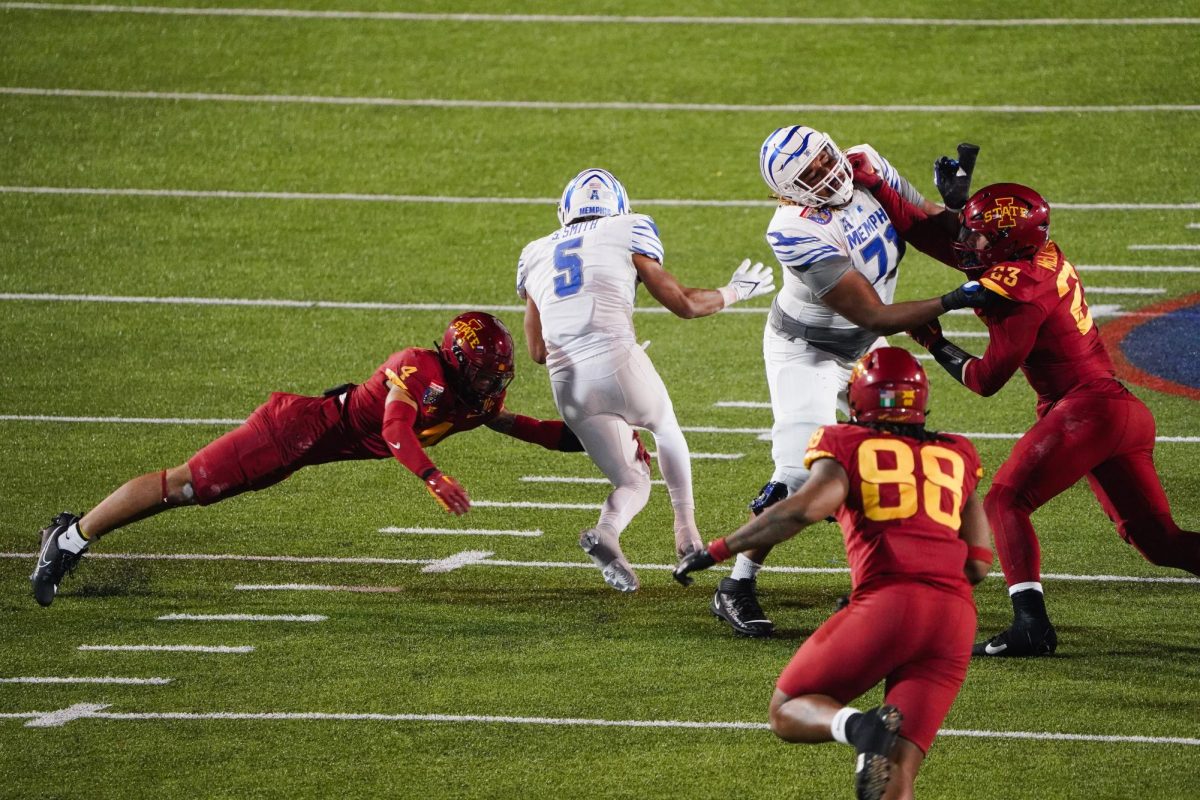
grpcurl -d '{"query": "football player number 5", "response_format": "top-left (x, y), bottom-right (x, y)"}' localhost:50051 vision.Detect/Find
top-left (858, 439), bottom-right (966, 528)
top-left (553, 237), bottom-right (584, 298)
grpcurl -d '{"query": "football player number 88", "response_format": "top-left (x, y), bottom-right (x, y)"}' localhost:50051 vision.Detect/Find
top-left (552, 237), bottom-right (584, 298)
top-left (857, 439), bottom-right (966, 528)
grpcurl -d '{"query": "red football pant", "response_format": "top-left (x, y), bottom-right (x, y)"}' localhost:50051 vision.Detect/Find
top-left (188, 393), bottom-right (367, 505)
top-left (985, 382), bottom-right (1200, 586)
top-left (775, 582), bottom-right (975, 753)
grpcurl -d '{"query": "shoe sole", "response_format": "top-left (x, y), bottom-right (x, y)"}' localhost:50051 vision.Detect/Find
top-left (31, 525), bottom-right (63, 607)
top-left (855, 705), bottom-right (903, 800)
top-left (580, 530), bottom-right (639, 593)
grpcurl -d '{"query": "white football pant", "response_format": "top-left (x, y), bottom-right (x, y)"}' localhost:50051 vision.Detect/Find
top-left (764, 326), bottom-right (886, 492)
top-left (551, 344), bottom-right (698, 543)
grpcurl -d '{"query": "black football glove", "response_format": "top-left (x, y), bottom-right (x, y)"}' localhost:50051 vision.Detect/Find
top-left (672, 549), bottom-right (717, 587)
top-left (933, 142), bottom-right (981, 212)
top-left (940, 280), bottom-right (990, 311)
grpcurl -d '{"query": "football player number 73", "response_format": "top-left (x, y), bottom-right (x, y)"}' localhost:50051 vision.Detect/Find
top-left (552, 237), bottom-right (584, 298)
top-left (858, 439), bottom-right (966, 528)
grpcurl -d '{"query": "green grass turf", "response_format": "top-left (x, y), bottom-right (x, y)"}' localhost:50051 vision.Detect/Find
top-left (1, 2), bottom-right (1199, 799)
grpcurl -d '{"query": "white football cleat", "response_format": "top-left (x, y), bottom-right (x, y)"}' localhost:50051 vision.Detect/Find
top-left (579, 528), bottom-right (639, 592)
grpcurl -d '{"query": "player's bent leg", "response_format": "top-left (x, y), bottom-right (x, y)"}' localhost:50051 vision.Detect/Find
top-left (711, 479), bottom-right (790, 638)
top-left (881, 739), bottom-right (923, 800)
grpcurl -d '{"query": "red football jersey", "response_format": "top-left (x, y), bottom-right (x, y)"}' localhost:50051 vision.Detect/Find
top-left (968, 241), bottom-right (1117, 404)
top-left (805, 424), bottom-right (984, 595)
top-left (343, 348), bottom-right (504, 457)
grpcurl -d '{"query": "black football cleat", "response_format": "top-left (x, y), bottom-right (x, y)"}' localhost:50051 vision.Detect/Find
top-left (850, 705), bottom-right (903, 800)
top-left (972, 618), bottom-right (1058, 658)
top-left (711, 577), bottom-right (774, 638)
top-left (30, 512), bottom-right (86, 607)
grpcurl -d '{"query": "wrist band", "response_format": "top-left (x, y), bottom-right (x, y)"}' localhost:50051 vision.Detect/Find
top-left (707, 538), bottom-right (732, 563)
top-left (967, 545), bottom-right (993, 564)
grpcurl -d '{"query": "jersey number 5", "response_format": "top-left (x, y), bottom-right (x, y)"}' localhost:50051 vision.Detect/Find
top-left (857, 439), bottom-right (966, 529)
top-left (553, 237), bottom-right (584, 298)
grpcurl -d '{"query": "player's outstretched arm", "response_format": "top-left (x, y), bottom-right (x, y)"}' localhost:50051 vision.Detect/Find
top-left (382, 388), bottom-right (469, 515)
top-left (523, 297), bottom-right (548, 365)
top-left (821, 269), bottom-right (986, 336)
top-left (674, 459), bottom-right (848, 586)
top-left (487, 409), bottom-right (585, 452)
top-left (848, 152), bottom-right (960, 267)
top-left (634, 254), bottom-right (774, 319)
top-left (959, 492), bottom-right (993, 586)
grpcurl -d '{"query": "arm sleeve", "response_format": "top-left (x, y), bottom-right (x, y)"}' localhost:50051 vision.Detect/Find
top-left (502, 415), bottom-right (585, 452)
top-left (962, 301), bottom-right (1048, 397)
top-left (847, 144), bottom-right (928, 207)
top-left (867, 179), bottom-right (959, 268)
top-left (381, 399), bottom-right (438, 479)
top-left (792, 256), bottom-right (855, 298)
top-left (516, 249), bottom-right (530, 300)
top-left (629, 215), bottom-right (664, 265)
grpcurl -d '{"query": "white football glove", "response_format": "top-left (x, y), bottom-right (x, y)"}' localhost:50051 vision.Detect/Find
top-left (720, 259), bottom-right (775, 307)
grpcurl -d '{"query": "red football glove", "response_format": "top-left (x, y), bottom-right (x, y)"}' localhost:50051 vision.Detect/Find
top-left (847, 151), bottom-right (883, 192)
top-left (907, 320), bottom-right (944, 350)
top-left (632, 430), bottom-right (651, 468)
top-left (424, 470), bottom-right (470, 515)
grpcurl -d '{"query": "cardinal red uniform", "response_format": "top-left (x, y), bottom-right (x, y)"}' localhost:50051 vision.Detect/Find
top-left (188, 348), bottom-right (502, 504)
top-left (775, 423), bottom-right (983, 752)
top-left (867, 180), bottom-right (1200, 583)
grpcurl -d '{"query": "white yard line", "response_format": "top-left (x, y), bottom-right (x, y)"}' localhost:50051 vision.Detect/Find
top-left (1128, 244), bottom-right (1200, 251)
top-left (157, 613), bottom-right (326, 622)
top-left (234, 583), bottom-right (405, 593)
top-left (3, 5), bottom-right (1198, 27)
top-left (0, 676), bottom-right (171, 684)
top-left (4, 86), bottom-right (1200, 114)
top-left (78, 644), bottom-right (254, 653)
top-left (472, 499), bottom-right (603, 510)
top-left (521, 475), bottom-right (667, 487)
top-left (2, 551), bottom-right (1194, 584)
top-left (1077, 265), bottom-right (1200, 273)
top-left (8, 702), bottom-right (1199, 745)
top-left (380, 526), bottom-right (543, 537)
top-left (1, 187), bottom-right (1198, 211)
top-left (714, 401), bottom-right (772, 409)
top-left (1081, 287), bottom-right (1164, 295)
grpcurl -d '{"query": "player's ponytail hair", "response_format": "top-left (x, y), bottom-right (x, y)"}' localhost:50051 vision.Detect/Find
top-left (855, 421), bottom-right (952, 443)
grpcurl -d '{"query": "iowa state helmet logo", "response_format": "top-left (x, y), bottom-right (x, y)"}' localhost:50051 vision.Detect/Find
top-left (983, 197), bottom-right (1031, 228)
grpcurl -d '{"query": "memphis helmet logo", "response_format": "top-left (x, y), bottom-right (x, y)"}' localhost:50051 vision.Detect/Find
top-left (984, 197), bottom-right (1031, 228)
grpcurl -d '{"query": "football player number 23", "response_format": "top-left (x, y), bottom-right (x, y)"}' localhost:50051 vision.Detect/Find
top-left (552, 237), bottom-right (584, 298)
top-left (857, 439), bottom-right (966, 528)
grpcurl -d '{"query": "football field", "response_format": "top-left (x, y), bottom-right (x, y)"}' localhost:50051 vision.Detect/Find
top-left (2, 2), bottom-right (1199, 798)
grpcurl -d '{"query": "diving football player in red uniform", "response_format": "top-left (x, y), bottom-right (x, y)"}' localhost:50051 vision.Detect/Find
top-left (675, 348), bottom-right (992, 800)
top-left (31, 312), bottom-right (626, 607)
top-left (853, 160), bottom-right (1200, 658)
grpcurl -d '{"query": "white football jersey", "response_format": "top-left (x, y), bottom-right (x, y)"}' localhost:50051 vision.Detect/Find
top-left (766, 145), bottom-right (925, 342)
top-left (517, 213), bottom-right (664, 373)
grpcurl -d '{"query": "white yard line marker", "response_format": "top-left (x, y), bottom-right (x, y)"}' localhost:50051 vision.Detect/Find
top-left (2, 552), bottom-right (1193, 584)
top-left (23, 703), bottom-right (113, 728)
top-left (1081, 287), bottom-right (1165, 295)
top-left (157, 613), bottom-right (326, 622)
top-left (420, 550), bottom-right (494, 574)
top-left (0, 676), bottom-right (171, 685)
top-left (659, 452), bottom-right (744, 459)
top-left (714, 401), bottom-right (772, 409)
top-left (521, 475), bottom-right (667, 487)
top-left (1128, 244), bottom-right (1200, 251)
top-left (0, 414), bottom-right (242, 425)
top-left (234, 583), bottom-right (405, 593)
top-left (3, 5), bottom-right (1198, 27)
top-left (10, 702), bottom-right (1199, 745)
top-left (4, 86), bottom-right (1200, 114)
top-left (78, 644), bottom-right (254, 653)
top-left (681, 425), bottom-right (771, 435)
top-left (472, 499), bottom-right (603, 510)
top-left (380, 526), bottom-right (543, 537)
top-left (1, 187), bottom-right (1198, 211)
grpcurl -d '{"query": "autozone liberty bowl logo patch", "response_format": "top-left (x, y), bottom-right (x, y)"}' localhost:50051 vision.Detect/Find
top-left (984, 198), bottom-right (1030, 228)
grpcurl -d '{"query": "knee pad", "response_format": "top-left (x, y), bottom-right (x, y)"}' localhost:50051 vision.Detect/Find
top-left (750, 481), bottom-right (790, 517)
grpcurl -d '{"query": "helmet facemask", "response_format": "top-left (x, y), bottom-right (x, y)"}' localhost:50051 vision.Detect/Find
top-left (787, 139), bottom-right (854, 208)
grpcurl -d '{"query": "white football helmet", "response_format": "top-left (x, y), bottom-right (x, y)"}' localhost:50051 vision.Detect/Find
top-left (759, 126), bottom-right (854, 208)
top-left (557, 168), bottom-right (631, 226)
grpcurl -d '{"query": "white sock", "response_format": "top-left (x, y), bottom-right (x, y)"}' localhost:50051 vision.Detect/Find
top-left (58, 523), bottom-right (90, 554)
top-left (830, 706), bottom-right (863, 745)
top-left (730, 553), bottom-right (763, 582)
top-left (1008, 581), bottom-right (1043, 596)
